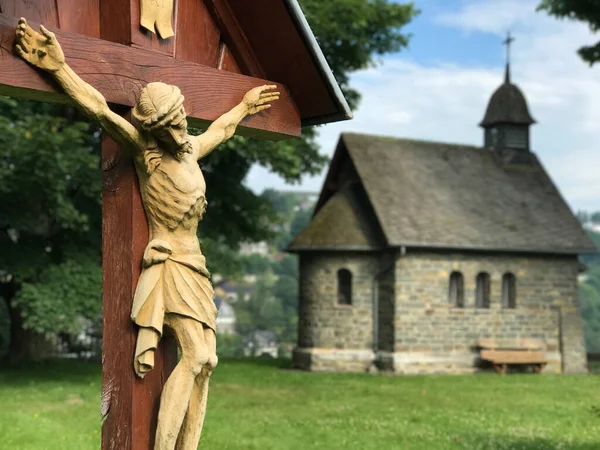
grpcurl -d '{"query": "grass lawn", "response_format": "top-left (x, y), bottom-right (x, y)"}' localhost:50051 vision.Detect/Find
top-left (0, 359), bottom-right (599, 450)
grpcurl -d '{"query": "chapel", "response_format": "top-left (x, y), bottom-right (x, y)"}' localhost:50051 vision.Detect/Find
top-left (287, 63), bottom-right (596, 374)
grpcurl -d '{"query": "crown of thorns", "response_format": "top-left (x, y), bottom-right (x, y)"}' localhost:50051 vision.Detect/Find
top-left (133, 83), bottom-right (186, 131)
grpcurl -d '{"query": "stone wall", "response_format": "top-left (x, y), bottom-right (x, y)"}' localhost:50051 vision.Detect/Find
top-left (294, 250), bottom-right (586, 375)
top-left (295, 252), bottom-right (378, 372)
top-left (376, 250), bottom-right (396, 355)
top-left (391, 251), bottom-right (586, 374)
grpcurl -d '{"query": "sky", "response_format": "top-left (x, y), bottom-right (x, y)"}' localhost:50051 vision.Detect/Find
top-left (245, 0), bottom-right (600, 212)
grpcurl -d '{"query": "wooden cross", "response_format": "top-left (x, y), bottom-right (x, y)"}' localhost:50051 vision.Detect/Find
top-left (0, 1), bottom-right (350, 448)
top-left (503, 31), bottom-right (515, 67)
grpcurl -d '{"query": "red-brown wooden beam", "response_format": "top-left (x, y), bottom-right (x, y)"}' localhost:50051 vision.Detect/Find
top-left (97, 0), bottom-right (181, 447)
top-left (101, 110), bottom-right (177, 450)
top-left (204, 0), bottom-right (266, 79)
top-left (0, 14), bottom-right (301, 139)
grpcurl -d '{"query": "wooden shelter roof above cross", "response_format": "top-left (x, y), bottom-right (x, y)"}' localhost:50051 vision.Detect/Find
top-left (0, 0), bottom-right (352, 138)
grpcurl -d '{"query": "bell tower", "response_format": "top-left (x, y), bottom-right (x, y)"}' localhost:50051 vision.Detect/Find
top-left (480, 33), bottom-right (536, 151)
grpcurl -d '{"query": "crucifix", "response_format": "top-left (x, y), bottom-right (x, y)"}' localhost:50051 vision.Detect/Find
top-left (0, 1), bottom-right (350, 449)
top-left (503, 31), bottom-right (515, 83)
top-left (503, 31), bottom-right (515, 64)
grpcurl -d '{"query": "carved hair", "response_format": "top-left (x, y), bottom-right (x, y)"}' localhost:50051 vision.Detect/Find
top-left (133, 82), bottom-right (185, 131)
top-left (134, 82), bottom-right (190, 174)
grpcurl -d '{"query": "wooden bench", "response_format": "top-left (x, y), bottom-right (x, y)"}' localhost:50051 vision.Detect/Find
top-left (478, 339), bottom-right (547, 373)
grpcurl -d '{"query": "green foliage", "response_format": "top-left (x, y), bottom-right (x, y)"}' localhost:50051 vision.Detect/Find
top-left (197, 0), bottom-right (417, 265)
top-left (231, 192), bottom-right (307, 347)
top-left (196, 129), bottom-right (322, 254)
top-left (0, 0), bottom-right (417, 357)
top-left (577, 228), bottom-right (600, 352)
top-left (580, 258), bottom-right (600, 352)
top-left (215, 334), bottom-right (244, 358)
top-left (289, 208), bottom-right (313, 241)
top-left (12, 252), bottom-right (101, 334)
top-left (538, 0), bottom-right (600, 65)
top-left (241, 254), bottom-right (272, 275)
top-left (0, 98), bottom-right (101, 339)
top-left (587, 229), bottom-right (600, 250)
top-left (261, 188), bottom-right (300, 217)
top-left (233, 277), bottom-right (286, 337)
top-left (0, 298), bottom-right (9, 358)
top-left (271, 272), bottom-right (299, 342)
top-left (301, 0), bottom-right (419, 108)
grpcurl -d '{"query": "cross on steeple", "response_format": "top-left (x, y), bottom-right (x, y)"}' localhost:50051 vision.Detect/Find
top-left (503, 31), bottom-right (515, 83)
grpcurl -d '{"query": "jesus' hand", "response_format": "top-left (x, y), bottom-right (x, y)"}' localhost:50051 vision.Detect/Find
top-left (242, 85), bottom-right (280, 115)
top-left (15, 18), bottom-right (65, 73)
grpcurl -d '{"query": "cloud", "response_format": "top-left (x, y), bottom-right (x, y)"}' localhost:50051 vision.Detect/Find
top-left (246, 0), bottom-right (600, 211)
top-left (434, 0), bottom-right (539, 35)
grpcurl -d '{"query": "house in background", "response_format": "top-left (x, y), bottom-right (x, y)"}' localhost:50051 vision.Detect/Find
top-left (214, 280), bottom-right (253, 303)
top-left (243, 330), bottom-right (279, 358)
top-left (288, 64), bottom-right (596, 375)
top-left (240, 241), bottom-right (270, 257)
top-left (214, 298), bottom-right (237, 335)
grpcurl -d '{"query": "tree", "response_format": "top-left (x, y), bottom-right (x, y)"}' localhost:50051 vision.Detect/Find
top-left (538, 0), bottom-right (600, 65)
top-left (198, 0), bottom-right (418, 252)
top-left (233, 277), bottom-right (286, 337)
top-left (579, 266), bottom-right (600, 353)
top-left (0, 98), bottom-right (102, 362)
top-left (0, 0), bottom-right (418, 361)
top-left (242, 254), bottom-right (272, 275)
top-left (301, 0), bottom-right (418, 108)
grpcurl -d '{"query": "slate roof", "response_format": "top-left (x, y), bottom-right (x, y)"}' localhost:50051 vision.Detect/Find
top-left (287, 186), bottom-right (382, 250)
top-left (480, 65), bottom-right (535, 127)
top-left (289, 133), bottom-right (595, 255)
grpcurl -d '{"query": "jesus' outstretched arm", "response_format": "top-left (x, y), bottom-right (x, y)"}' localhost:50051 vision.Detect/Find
top-left (14, 18), bottom-right (143, 153)
top-left (193, 84), bottom-right (280, 160)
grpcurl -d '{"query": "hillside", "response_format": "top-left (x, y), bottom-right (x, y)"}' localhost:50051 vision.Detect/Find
top-left (580, 230), bottom-right (600, 352)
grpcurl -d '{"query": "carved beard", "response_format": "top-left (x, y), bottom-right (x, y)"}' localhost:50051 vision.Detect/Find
top-left (173, 139), bottom-right (193, 161)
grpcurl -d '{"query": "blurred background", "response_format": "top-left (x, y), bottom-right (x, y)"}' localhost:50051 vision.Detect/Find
top-left (2, 1), bottom-right (600, 449)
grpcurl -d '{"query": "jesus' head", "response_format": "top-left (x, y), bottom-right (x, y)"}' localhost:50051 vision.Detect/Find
top-left (133, 82), bottom-right (192, 160)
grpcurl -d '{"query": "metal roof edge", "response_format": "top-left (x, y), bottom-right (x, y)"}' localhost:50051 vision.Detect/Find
top-left (284, 0), bottom-right (353, 125)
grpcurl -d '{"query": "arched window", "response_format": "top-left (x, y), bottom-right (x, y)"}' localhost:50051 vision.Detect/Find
top-left (475, 272), bottom-right (491, 309)
top-left (337, 269), bottom-right (352, 305)
top-left (502, 273), bottom-right (517, 309)
top-left (449, 272), bottom-right (464, 308)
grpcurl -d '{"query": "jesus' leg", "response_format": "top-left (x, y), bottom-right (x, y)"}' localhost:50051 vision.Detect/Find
top-left (154, 315), bottom-right (214, 450)
top-left (175, 326), bottom-right (217, 450)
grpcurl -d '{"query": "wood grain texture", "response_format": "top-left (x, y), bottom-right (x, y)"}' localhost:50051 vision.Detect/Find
top-left (228, 0), bottom-right (340, 123)
top-left (480, 349), bottom-right (547, 364)
top-left (98, 0), bottom-right (174, 54)
top-left (99, 0), bottom-right (132, 46)
top-left (99, 1), bottom-right (176, 444)
top-left (218, 42), bottom-right (241, 74)
top-left (101, 111), bottom-right (178, 450)
top-left (131, 0), bottom-right (175, 55)
top-left (101, 112), bottom-right (145, 450)
top-left (175, 0), bottom-right (220, 67)
top-left (204, 0), bottom-right (265, 78)
top-left (0, 14), bottom-right (301, 138)
top-left (56, 0), bottom-right (100, 38)
top-left (0, 0), bottom-right (58, 26)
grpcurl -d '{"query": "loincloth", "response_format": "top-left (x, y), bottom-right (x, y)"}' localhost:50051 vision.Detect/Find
top-left (131, 239), bottom-right (216, 377)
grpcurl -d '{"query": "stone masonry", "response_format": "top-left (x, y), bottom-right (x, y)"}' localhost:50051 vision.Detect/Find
top-left (294, 252), bottom-right (377, 373)
top-left (294, 250), bottom-right (587, 375)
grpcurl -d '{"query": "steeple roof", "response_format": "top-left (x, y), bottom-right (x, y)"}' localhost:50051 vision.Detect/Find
top-left (480, 63), bottom-right (536, 127)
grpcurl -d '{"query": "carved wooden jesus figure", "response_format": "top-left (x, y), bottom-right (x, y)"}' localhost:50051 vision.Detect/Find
top-left (15, 18), bottom-right (279, 450)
